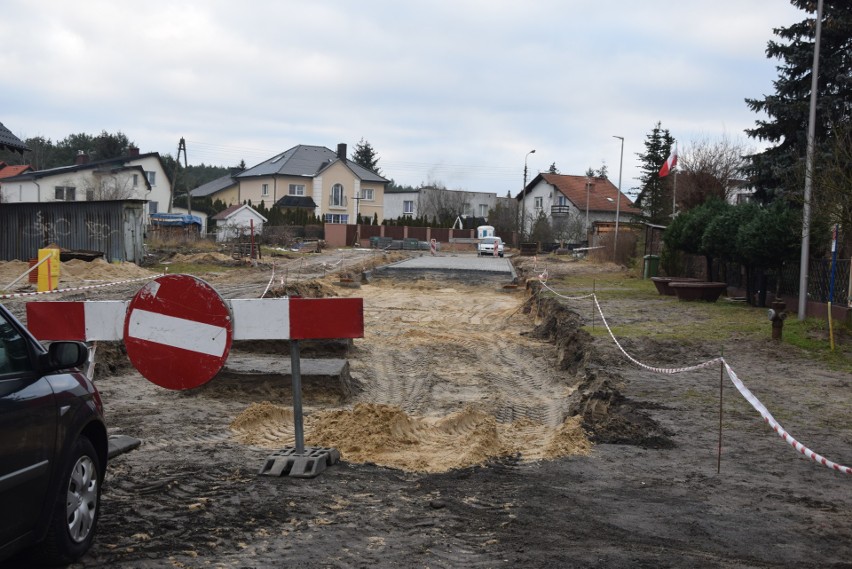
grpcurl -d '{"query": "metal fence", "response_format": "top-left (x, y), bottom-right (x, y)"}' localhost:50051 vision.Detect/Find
top-left (725, 259), bottom-right (851, 306)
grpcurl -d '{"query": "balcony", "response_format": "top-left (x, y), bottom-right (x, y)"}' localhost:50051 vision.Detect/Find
top-left (328, 195), bottom-right (348, 209)
top-left (551, 205), bottom-right (571, 216)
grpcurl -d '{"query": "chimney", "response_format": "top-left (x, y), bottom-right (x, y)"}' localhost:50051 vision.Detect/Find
top-left (75, 150), bottom-right (89, 165)
top-left (128, 146), bottom-right (140, 157)
top-left (337, 143), bottom-right (347, 161)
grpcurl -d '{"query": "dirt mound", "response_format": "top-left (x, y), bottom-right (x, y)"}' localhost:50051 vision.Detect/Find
top-left (525, 295), bottom-right (592, 374)
top-left (168, 252), bottom-right (237, 265)
top-left (62, 258), bottom-right (159, 281)
top-left (229, 402), bottom-right (591, 473)
top-left (523, 282), bottom-right (675, 448)
top-left (263, 279), bottom-right (338, 298)
top-left (0, 258), bottom-right (158, 288)
top-left (567, 367), bottom-right (675, 448)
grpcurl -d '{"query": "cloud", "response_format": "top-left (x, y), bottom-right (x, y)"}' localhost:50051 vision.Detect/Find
top-left (1, 0), bottom-right (805, 194)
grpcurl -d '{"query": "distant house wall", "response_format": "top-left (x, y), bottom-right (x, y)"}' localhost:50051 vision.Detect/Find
top-left (384, 190), bottom-right (419, 220)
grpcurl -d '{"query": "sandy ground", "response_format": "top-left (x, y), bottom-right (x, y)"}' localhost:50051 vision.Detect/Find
top-left (0, 251), bottom-right (850, 568)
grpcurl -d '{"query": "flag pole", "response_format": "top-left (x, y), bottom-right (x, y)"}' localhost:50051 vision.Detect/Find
top-left (672, 170), bottom-right (678, 216)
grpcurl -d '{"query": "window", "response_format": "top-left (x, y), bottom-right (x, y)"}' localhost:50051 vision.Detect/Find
top-left (54, 186), bottom-right (76, 201)
top-left (463, 202), bottom-right (472, 216)
top-left (132, 174), bottom-right (139, 187)
top-left (146, 171), bottom-right (156, 186)
top-left (478, 204), bottom-right (488, 217)
top-left (556, 195), bottom-right (568, 206)
top-left (289, 184), bottom-right (305, 196)
top-left (534, 197), bottom-right (543, 209)
top-left (262, 183), bottom-right (270, 197)
top-left (0, 311), bottom-right (33, 374)
top-left (361, 188), bottom-right (374, 201)
top-left (323, 213), bottom-right (349, 224)
top-left (86, 189), bottom-right (95, 201)
top-left (330, 183), bottom-right (346, 207)
top-left (403, 200), bottom-right (414, 215)
top-left (149, 201), bottom-right (159, 214)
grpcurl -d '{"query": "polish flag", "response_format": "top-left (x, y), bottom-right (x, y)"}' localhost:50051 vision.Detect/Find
top-left (659, 146), bottom-right (678, 177)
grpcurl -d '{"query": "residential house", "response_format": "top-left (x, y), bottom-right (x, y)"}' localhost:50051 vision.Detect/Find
top-left (192, 143), bottom-right (389, 224)
top-left (384, 186), bottom-right (514, 223)
top-left (0, 148), bottom-right (172, 221)
top-left (189, 170), bottom-right (241, 207)
top-left (0, 162), bottom-right (32, 182)
top-left (210, 204), bottom-right (267, 242)
top-left (517, 173), bottom-right (641, 241)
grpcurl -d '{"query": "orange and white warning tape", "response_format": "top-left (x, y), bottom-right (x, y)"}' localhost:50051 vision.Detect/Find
top-left (0, 275), bottom-right (158, 300)
top-left (540, 276), bottom-right (851, 475)
top-left (722, 361), bottom-right (851, 475)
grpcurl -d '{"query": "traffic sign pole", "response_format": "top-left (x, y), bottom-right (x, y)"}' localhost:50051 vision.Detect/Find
top-left (291, 339), bottom-right (305, 455)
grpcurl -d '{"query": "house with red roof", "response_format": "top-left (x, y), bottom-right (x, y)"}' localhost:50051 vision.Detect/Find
top-left (517, 173), bottom-right (641, 243)
top-left (0, 162), bottom-right (32, 179)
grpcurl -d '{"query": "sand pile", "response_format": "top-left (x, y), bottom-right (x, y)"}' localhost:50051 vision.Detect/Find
top-left (62, 258), bottom-right (159, 280)
top-left (0, 258), bottom-right (158, 288)
top-left (168, 252), bottom-right (236, 264)
top-left (230, 402), bottom-right (591, 473)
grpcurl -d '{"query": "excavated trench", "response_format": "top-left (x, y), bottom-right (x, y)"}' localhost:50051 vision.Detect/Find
top-left (523, 281), bottom-right (675, 449)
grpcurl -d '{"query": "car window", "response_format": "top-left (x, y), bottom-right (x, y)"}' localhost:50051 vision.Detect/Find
top-left (0, 313), bottom-right (33, 375)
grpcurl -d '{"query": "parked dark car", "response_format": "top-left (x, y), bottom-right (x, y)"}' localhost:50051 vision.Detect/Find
top-left (0, 302), bottom-right (107, 566)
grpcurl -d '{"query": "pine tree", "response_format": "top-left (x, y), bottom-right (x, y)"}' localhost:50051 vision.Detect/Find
top-left (634, 122), bottom-right (676, 224)
top-left (745, 0), bottom-right (852, 201)
top-left (351, 138), bottom-right (382, 175)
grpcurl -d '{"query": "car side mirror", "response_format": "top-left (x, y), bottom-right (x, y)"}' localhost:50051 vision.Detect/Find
top-left (41, 341), bottom-right (89, 372)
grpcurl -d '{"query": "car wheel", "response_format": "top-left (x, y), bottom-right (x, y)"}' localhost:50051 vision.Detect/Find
top-left (35, 436), bottom-right (102, 565)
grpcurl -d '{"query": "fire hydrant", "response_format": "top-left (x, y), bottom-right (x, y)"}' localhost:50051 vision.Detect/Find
top-left (767, 298), bottom-right (788, 340)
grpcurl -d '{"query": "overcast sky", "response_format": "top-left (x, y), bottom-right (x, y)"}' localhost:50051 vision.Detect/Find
top-left (1, 1), bottom-right (804, 198)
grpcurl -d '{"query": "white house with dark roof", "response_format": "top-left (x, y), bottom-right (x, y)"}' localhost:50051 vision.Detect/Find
top-left (210, 203), bottom-right (267, 242)
top-left (190, 143), bottom-right (389, 224)
top-left (0, 148), bottom-right (172, 221)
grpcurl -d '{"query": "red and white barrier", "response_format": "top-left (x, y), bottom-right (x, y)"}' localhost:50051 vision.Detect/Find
top-left (27, 297), bottom-right (364, 342)
top-left (26, 274), bottom-right (364, 391)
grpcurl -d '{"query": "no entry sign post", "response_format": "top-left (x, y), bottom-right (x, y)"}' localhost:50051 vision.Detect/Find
top-left (26, 274), bottom-right (364, 478)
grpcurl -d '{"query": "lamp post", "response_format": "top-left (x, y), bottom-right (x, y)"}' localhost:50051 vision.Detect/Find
top-left (585, 177), bottom-right (591, 243)
top-left (613, 136), bottom-right (624, 260)
top-left (521, 149), bottom-right (535, 241)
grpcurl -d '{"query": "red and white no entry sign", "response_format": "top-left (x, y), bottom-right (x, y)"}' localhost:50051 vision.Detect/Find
top-left (123, 274), bottom-right (233, 390)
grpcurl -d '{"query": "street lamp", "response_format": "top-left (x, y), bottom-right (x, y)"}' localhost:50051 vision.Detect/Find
top-left (613, 136), bottom-right (624, 260)
top-left (521, 149), bottom-right (535, 240)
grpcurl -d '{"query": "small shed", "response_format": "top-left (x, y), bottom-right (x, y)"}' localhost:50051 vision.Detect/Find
top-left (211, 204), bottom-right (267, 242)
top-left (148, 213), bottom-right (203, 239)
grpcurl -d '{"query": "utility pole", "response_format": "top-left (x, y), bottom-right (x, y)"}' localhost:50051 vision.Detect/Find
top-left (521, 149), bottom-right (535, 241)
top-left (613, 136), bottom-right (624, 260)
top-left (169, 137), bottom-right (188, 214)
top-left (798, 0), bottom-right (824, 320)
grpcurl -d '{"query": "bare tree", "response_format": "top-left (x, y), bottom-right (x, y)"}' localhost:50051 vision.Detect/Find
top-left (677, 134), bottom-right (754, 210)
top-left (84, 172), bottom-right (139, 200)
top-left (419, 186), bottom-right (469, 225)
top-left (551, 212), bottom-right (586, 245)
